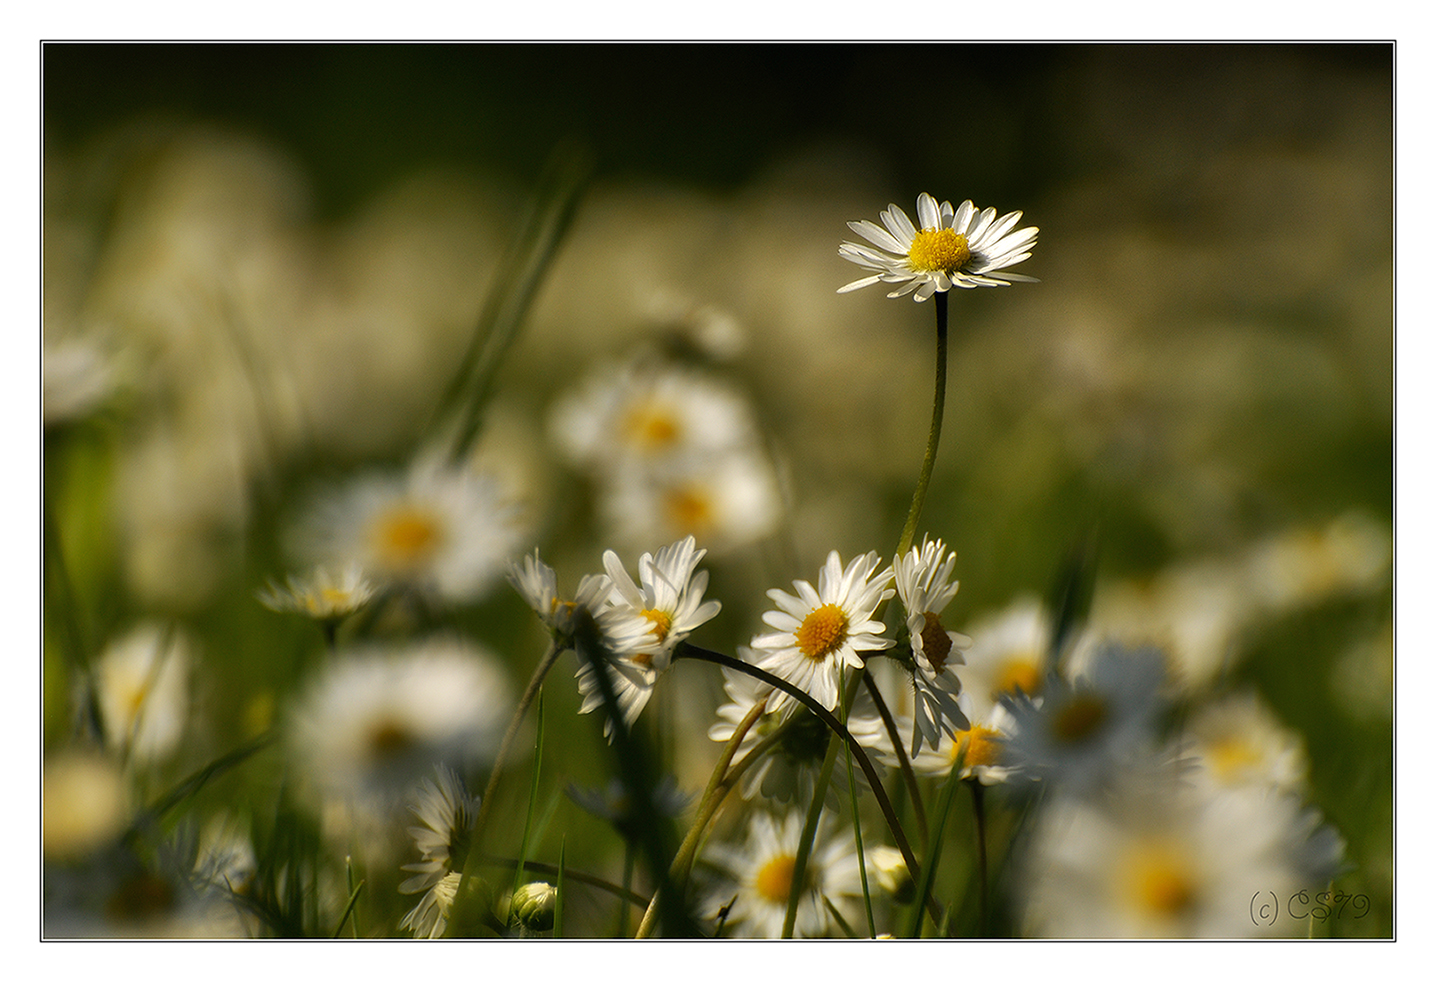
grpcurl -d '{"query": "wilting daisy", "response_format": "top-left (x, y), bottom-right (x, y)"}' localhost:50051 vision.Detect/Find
top-left (507, 548), bottom-right (613, 639)
top-left (893, 537), bottom-right (971, 754)
top-left (398, 766), bottom-right (479, 939)
top-left (291, 453), bottom-right (525, 604)
top-left (287, 636), bottom-right (511, 809)
top-left (257, 562), bottom-right (376, 623)
top-left (838, 192), bottom-right (1038, 301)
top-left (1001, 642), bottom-right (1167, 794)
top-left (750, 550), bottom-right (895, 714)
top-left (93, 622), bottom-right (192, 764)
top-left (701, 809), bottom-right (865, 938)
top-left (1018, 767), bottom-right (1345, 938)
top-left (576, 536), bottom-right (721, 736)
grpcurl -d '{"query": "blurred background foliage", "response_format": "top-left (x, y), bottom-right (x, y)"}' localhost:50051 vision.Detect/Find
top-left (42, 43), bottom-right (1392, 937)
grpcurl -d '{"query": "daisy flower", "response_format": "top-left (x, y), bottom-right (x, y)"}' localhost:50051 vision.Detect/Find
top-left (896, 694), bottom-right (1023, 786)
top-left (600, 448), bottom-right (783, 556)
top-left (550, 359), bottom-right (760, 475)
top-left (750, 550), bottom-right (895, 714)
top-left (576, 536), bottom-right (721, 735)
top-left (287, 636), bottom-right (511, 809)
top-left (893, 537), bottom-right (971, 754)
top-left (257, 562), bottom-right (376, 622)
top-left (1184, 690), bottom-right (1309, 795)
top-left (93, 622), bottom-right (192, 764)
top-left (957, 597), bottom-right (1051, 722)
top-left (398, 766), bottom-right (479, 939)
top-left (838, 192), bottom-right (1038, 301)
top-left (1017, 767), bottom-right (1345, 938)
top-left (1001, 642), bottom-right (1167, 795)
top-left (507, 548), bottom-right (613, 639)
top-left (701, 809), bottom-right (865, 938)
top-left (291, 453), bottom-right (525, 604)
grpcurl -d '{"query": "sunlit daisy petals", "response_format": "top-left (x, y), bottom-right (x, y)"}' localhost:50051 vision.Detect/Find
top-left (750, 550), bottom-right (895, 713)
top-left (701, 810), bottom-right (865, 938)
top-left (838, 192), bottom-right (1038, 300)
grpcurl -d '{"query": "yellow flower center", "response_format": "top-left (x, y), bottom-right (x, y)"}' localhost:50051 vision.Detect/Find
top-left (1124, 842), bottom-right (1198, 917)
top-left (949, 724), bottom-right (1002, 770)
top-left (795, 603), bottom-right (849, 661)
top-left (623, 401), bottom-right (682, 453)
top-left (995, 656), bottom-right (1043, 700)
top-left (919, 611), bottom-right (953, 671)
top-left (372, 505), bottom-right (444, 571)
top-left (641, 608), bottom-right (673, 644)
top-left (1051, 693), bottom-right (1109, 744)
top-left (664, 485), bottom-right (714, 535)
top-left (1206, 736), bottom-right (1262, 783)
top-left (906, 227), bottom-right (971, 275)
top-left (755, 854), bottom-right (798, 904)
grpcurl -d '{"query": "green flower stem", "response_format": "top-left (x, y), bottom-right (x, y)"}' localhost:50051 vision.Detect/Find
top-left (471, 640), bottom-right (565, 844)
top-left (897, 289), bottom-right (949, 558)
top-left (861, 671), bottom-right (929, 847)
top-left (676, 645), bottom-right (943, 927)
top-left (634, 695), bottom-right (769, 939)
top-left (970, 778), bottom-right (989, 936)
top-left (906, 749), bottom-right (965, 938)
top-left (842, 682), bottom-right (877, 938)
top-left (783, 730), bottom-right (841, 938)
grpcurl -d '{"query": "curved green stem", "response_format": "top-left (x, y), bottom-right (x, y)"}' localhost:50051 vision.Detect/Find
top-left (862, 671), bottom-right (928, 847)
top-left (897, 289), bottom-right (949, 557)
top-left (675, 644), bottom-right (942, 927)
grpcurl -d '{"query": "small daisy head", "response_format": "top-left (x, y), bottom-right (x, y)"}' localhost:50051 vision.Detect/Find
top-left (257, 562), bottom-right (376, 622)
top-left (598, 535), bottom-right (722, 670)
top-left (750, 550), bottom-right (896, 713)
top-left (399, 765), bottom-right (480, 899)
top-left (702, 810), bottom-right (864, 938)
top-left (958, 597), bottom-right (1051, 721)
top-left (902, 695), bottom-right (1022, 785)
top-left (839, 192), bottom-right (1038, 301)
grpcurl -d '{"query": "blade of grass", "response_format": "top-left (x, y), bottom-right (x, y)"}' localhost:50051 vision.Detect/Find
top-left (511, 691), bottom-right (546, 902)
top-left (555, 838), bottom-right (567, 939)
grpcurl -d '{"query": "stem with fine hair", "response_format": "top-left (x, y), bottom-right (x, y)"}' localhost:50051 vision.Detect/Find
top-left (897, 289), bottom-right (949, 557)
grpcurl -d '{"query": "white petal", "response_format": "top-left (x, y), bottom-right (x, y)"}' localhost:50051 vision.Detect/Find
top-left (847, 219), bottom-right (906, 254)
top-left (916, 192), bottom-right (940, 231)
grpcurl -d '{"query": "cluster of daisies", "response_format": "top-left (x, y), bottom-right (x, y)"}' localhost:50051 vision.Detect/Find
top-left (43, 192), bottom-right (1364, 939)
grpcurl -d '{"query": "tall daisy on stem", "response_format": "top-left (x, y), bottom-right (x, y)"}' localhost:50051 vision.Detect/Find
top-left (837, 192), bottom-right (1037, 935)
top-left (839, 192), bottom-right (1038, 554)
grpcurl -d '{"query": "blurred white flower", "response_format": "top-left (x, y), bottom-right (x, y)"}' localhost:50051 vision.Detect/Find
top-left (257, 562), bottom-right (376, 622)
top-left (287, 637), bottom-right (511, 809)
top-left (1184, 690), bottom-right (1309, 794)
top-left (956, 597), bottom-right (1051, 722)
top-left (1018, 768), bottom-right (1345, 937)
top-left (292, 453), bottom-right (526, 604)
top-left (838, 192), bottom-right (1038, 300)
top-left (94, 623), bottom-right (192, 764)
top-left (1001, 642), bottom-right (1167, 794)
top-left (43, 334), bottom-right (120, 426)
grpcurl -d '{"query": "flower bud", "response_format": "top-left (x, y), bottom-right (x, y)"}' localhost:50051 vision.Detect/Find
top-left (511, 882), bottom-right (557, 931)
top-left (871, 846), bottom-right (915, 904)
